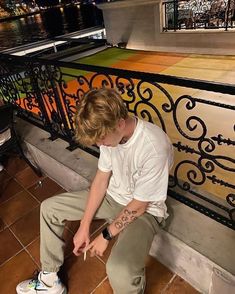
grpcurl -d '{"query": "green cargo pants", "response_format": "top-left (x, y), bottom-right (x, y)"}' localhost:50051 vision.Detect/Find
top-left (40, 190), bottom-right (161, 294)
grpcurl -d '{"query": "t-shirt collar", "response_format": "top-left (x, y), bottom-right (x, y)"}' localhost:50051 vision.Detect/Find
top-left (118, 117), bottom-right (141, 148)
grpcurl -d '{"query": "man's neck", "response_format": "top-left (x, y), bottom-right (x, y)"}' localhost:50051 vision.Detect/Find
top-left (120, 116), bottom-right (137, 144)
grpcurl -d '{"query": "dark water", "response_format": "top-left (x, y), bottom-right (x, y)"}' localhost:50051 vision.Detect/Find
top-left (0, 4), bottom-right (103, 50)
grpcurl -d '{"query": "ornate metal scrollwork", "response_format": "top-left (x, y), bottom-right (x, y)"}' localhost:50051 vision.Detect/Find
top-left (133, 80), bottom-right (174, 132)
top-left (227, 194), bottom-right (235, 222)
top-left (0, 63), bottom-right (21, 103)
top-left (89, 73), bottom-right (114, 89)
top-left (198, 138), bottom-right (235, 172)
top-left (170, 160), bottom-right (206, 191)
top-left (173, 95), bottom-right (207, 140)
top-left (227, 194), bottom-right (235, 207)
top-left (115, 76), bottom-right (136, 108)
top-left (211, 134), bottom-right (235, 146)
top-left (1, 53), bottom-right (234, 229)
top-left (165, 92), bottom-right (234, 227)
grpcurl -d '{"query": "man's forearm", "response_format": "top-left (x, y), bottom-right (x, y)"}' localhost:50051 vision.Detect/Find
top-left (81, 169), bottom-right (111, 228)
top-left (107, 199), bottom-right (149, 237)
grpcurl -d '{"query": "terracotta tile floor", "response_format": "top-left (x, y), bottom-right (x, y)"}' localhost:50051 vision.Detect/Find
top-left (0, 156), bottom-right (200, 294)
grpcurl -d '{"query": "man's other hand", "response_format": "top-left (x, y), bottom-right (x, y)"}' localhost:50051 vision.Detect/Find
top-left (86, 233), bottom-right (109, 257)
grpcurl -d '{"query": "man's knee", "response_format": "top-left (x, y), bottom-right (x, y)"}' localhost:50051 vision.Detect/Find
top-left (106, 254), bottom-right (131, 283)
top-left (40, 196), bottom-right (56, 216)
top-left (106, 255), bottom-right (145, 293)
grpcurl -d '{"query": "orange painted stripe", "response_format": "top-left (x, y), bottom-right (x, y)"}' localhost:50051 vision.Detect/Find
top-left (112, 51), bottom-right (189, 73)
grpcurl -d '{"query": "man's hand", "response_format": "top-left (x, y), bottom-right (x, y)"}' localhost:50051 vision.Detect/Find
top-left (86, 233), bottom-right (109, 257)
top-left (72, 169), bottom-right (111, 257)
top-left (73, 225), bottom-right (90, 256)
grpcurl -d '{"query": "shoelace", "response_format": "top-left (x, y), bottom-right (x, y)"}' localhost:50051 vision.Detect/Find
top-left (29, 278), bottom-right (44, 290)
top-left (28, 270), bottom-right (45, 290)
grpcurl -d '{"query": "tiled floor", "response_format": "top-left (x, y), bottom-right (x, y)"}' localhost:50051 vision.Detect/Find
top-left (0, 156), bottom-right (199, 294)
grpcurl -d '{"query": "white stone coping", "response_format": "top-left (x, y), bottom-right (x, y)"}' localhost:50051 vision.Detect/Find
top-left (97, 0), bottom-right (160, 10)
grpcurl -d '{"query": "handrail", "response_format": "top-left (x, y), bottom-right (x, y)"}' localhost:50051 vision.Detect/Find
top-left (1, 53), bottom-right (235, 95)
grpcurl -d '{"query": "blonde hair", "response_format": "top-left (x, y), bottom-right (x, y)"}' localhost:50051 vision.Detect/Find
top-left (75, 88), bottom-right (128, 146)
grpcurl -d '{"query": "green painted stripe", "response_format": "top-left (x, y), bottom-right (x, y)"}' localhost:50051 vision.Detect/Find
top-left (61, 48), bottom-right (137, 82)
top-left (75, 47), bottom-right (137, 66)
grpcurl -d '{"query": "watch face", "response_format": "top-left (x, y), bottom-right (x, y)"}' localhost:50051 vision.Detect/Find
top-left (102, 227), bottom-right (112, 240)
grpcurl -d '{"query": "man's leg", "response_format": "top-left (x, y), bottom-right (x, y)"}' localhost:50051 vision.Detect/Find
top-left (40, 189), bottom-right (88, 272)
top-left (106, 213), bottom-right (161, 294)
top-left (40, 190), bottom-right (123, 272)
top-left (16, 191), bottom-right (123, 294)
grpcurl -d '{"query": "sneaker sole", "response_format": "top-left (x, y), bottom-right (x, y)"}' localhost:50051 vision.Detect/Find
top-left (16, 289), bottom-right (67, 294)
top-left (16, 285), bottom-right (67, 294)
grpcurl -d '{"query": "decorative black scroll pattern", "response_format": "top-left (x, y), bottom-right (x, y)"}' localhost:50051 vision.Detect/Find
top-left (17, 62), bottom-right (45, 123)
top-left (58, 73), bottom-right (175, 136)
top-left (0, 55), bottom-right (234, 229)
top-left (0, 59), bottom-right (49, 127)
top-left (0, 62), bottom-right (21, 104)
top-left (35, 63), bottom-right (74, 140)
top-left (211, 134), bottom-right (235, 146)
top-left (169, 94), bottom-right (235, 228)
top-left (35, 68), bottom-right (235, 228)
top-left (0, 58), bottom-right (75, 142)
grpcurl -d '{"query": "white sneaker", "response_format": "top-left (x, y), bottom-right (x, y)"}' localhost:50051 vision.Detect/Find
top-left (16, 272), bottom-right (67, 294)
top-left (0, 164), bottom-right (3, 172)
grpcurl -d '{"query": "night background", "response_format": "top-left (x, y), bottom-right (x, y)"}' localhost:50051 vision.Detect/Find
top-left (0, 0), bottom-right (104, 50)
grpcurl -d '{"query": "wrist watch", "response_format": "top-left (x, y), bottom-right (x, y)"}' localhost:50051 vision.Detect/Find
top-left (102, 227), bottom-right (113, 241)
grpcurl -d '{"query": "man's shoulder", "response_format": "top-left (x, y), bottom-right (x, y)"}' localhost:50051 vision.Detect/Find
top-left (141, 120), bottom-right (168, 140)
top-left (139, 120), bottom-right (172, 156)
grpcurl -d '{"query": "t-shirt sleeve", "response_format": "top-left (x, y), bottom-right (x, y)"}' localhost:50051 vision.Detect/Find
top-left (98, 146), bottom-right (112, 172)
top-left (133, 155), bottom-right (170, 202)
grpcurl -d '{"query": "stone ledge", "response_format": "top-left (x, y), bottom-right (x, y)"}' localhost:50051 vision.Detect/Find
top-left (97, 0), bottom-right (159, 10)
top-left (150, 229), bottom-right (235, 293)
top-left (17, 119), bottom-right (98, 191)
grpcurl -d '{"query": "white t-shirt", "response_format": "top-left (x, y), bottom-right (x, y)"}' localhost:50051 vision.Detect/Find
top-left (98, 118), bottom-right (174, 218)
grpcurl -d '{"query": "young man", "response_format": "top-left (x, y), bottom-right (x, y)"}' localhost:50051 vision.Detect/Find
top-left (16, 88), bottom-right (174, 294)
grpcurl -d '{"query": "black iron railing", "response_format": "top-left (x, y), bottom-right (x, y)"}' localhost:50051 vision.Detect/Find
top-left (0, 53), bottom-right (234, 230)
top-left (163, 0), bottom-right (235, 31)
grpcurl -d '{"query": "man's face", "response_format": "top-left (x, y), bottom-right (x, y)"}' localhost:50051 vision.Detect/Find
top-left (96, 119), bottom-right (125, 147)
top-left (96, 129), bottom-right (122, 147)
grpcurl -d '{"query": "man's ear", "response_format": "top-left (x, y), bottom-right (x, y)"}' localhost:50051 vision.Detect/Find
top-left (117, 118), bottom-right (125, 130)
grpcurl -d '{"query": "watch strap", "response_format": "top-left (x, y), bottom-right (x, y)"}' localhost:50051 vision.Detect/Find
top-left (102, 227), bottom-right (113, 241)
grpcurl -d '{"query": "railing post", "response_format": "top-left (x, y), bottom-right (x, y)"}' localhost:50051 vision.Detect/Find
top-left (173, 0), bottom-right (178, 31)
top-left (225, 0), bottom-right (231, 31)
top-left (29, 64), bottom-right (57, 140)
top-left (163, 2), bottom-right (167, 31)
top-left (46, 65), bottom-right (74, 145)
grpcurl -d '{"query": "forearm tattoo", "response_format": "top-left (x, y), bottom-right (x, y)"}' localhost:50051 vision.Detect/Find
top-left (114, 209), bottom-right (137, 230)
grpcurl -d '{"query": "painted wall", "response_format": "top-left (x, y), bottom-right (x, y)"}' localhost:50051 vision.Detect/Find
top-left (98, 0), bottom-right (235, 55)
